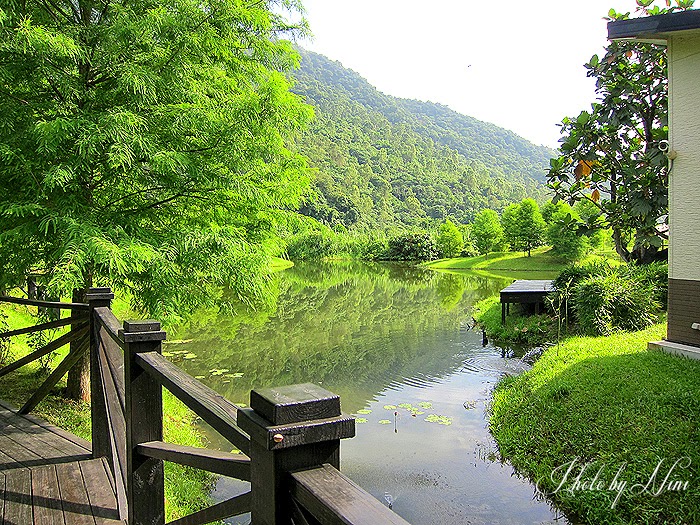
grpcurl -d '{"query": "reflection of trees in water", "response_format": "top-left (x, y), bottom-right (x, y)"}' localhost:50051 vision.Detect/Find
top-left (173, 262), bottom-right (512, 412)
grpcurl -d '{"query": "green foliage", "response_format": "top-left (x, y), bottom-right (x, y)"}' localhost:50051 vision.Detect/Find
top-left (552, 259), bottom-right (664, 335)
top-left (502, 198), bottom-right (546, 256)
top-left (385, 232), bottom-right (438, 261)
top-left (546, 203), bottom-right (590, 260)
top-left (548, 38), bottom-right (669, 263)
top-left (285, 230), bottom-right (340, 260)
top-left (617, 261), bottom-right (668, 308)
top-left (572, 274), bottom-right (660, 335)
top-left (435, 220), bottom-right (464, 258)
top-left (0, 0), bottom-right (312, 317)
top-left (292, 48), bottom-right (551, 230)
top-left (472, 209), bottom-right (504, 256)
top-left (500, 204), bottom-right (520, 251)
top-left (552, 259), bottom-right (613, 292)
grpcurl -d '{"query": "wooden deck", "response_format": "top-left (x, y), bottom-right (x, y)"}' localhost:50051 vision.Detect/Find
top-left (500, 280), bottom-right (554, 323)
top-left (0, 400), bottom-right (121, 524)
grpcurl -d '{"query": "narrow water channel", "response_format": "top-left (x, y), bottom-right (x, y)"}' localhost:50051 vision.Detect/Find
top-left (171, 261), bottom-right (568, 524)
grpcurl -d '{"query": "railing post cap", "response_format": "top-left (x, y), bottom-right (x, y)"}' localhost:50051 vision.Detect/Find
top-left (250, 383), bottom-right (341, 425)
top-left (85, 287), bottom-right (115, 302)
top-left (120, 320), bottom-right (166, 343)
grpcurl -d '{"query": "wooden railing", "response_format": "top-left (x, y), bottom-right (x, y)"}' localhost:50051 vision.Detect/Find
top-left (0, 287), bottom-right (411, 525)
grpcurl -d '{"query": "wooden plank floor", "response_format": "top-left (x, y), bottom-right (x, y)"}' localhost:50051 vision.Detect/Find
top-left (0, 400), bottom-right (122, 524)
top-left (500, 279), bottom-right (554, 295)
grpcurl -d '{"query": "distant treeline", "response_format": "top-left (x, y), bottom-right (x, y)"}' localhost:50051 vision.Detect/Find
top-left (284, 198), bottom-right (606, 262)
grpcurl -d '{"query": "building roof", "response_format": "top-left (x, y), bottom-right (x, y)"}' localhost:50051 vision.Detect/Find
top-left (608, 9), bottom-right (700, 43)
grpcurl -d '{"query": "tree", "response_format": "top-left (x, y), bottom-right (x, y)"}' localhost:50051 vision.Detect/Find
top-left (516, 199), bottom-right (546, 257)
top-left (500, 199), bottom-right (545, 256)
top-left (547, 0), bottom-right (695, 263)
top-left (0, 1), bottom-right (312, 399)
top-left (472, 209), bottom-right (504, 257)
top-left (436, 220), bottom-right (464, 258)
top-left (500, 204), bottom-right (520, 252)
top-left (546, 203), bottom-right (590, 260)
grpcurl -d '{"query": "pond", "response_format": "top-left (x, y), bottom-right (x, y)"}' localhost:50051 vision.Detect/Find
top-left (169, 261), bottom-right (568, 525)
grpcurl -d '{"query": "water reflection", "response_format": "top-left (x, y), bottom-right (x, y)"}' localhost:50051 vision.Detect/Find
top-left (172, 261), bottom-right (567, 524)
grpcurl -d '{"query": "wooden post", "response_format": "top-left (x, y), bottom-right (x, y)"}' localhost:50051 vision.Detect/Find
top-left (501, 301), bottom-right (506, 324)
top-left (122, 320), bottom-right (167, 525)
top-left (85, 287), bottom-right (114, 461)
top-left (238, 383), bottom-right (356, 525)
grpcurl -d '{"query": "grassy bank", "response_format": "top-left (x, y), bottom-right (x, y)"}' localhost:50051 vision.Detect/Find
top-left (472, 295), bottom-right (556, 347)
top-left (270, 257), bottom-right (294, 272)
top-left (424, 247), bottom-right (566, 273)
top-left (0, 303), bottom-right (215, 522)
top-left (490, 323), bottom-right (700, 524)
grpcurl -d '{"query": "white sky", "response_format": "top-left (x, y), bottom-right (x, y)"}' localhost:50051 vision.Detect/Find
top-left (295, 0), bottom-right (647, 148)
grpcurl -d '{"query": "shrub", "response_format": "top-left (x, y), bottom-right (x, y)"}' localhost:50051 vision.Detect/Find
top-left (285, 231), bottom-right (340, 260)
top-left (617, 261), bottom-right (668, 308)
top-left (552, 259), bottom-right (613, 292)
top-left (384, 232), bottom-right (438, 261)
top-left (572, 273), bottom-right (660, 336)
top-left (339, 233), bottom-right (388, 260)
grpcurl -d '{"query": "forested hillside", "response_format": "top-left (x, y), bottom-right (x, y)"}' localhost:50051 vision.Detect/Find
top-left (291, 48), bottom-right (553, 230)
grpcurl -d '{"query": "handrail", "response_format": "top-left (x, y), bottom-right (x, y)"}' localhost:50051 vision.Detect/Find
top-left (0, 295), bottom-right (89, 310)
top-left (94, 306), bottom-right (125, 348)
top-left (135, 351), bottom-right (251, 455)
top-left (0, 323), bottom-right (88, 379)
top-left (0, 315), bottom-right (85, 338)
top-left (136, 441), bottom-right (251, 480)
top-left (290, 464), bottom-right (412, 525)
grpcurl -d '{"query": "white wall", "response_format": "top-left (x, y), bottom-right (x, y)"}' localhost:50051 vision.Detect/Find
top-left (669, 32), bottom-right (700, 281)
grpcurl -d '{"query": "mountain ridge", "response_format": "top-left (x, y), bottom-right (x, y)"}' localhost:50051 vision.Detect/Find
top-left (290, 47), bottom-right (553, 229)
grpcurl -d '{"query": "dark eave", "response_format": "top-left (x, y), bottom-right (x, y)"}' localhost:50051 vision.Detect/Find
top-left (608, 9), bottom-right (700, 42)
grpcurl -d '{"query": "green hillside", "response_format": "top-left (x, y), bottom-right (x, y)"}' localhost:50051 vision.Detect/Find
top-left (291, 48), bottom-right (553, 230)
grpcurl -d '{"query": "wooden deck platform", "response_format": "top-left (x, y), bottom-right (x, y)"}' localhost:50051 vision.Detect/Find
top-left (500, 280), bottom-right (554, 323)
top-left (0, 400), bottom-right (121, 524)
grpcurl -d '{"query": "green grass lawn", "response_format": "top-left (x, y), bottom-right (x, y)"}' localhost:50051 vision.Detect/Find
top-left (269, 256), bottom-right (294, 272)
top-left (490, 323), bottom-right (700, 524)
top-left (0, 302), bottom-right (215, 522)
top-left (425, 247), bottom-right (567, 273)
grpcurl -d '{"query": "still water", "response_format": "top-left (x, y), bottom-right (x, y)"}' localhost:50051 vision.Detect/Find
top-left (170, 261), bottom-right (568, 524)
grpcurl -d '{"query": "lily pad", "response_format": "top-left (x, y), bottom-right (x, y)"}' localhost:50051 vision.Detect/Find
top-left (356, 418), bottom-right (368, 424)
top-left (378, 419), bottom-right (392, 425)
top-left (383, 405), bottom-right (397, 410)
top-left (425, 414), bottom-right (453, 426)
top-left (418, 402), bottom-right (433, 410)
top-left (356, 409), bottom-right (372, 415)
top-left (398, 403), bottom-right (413, 410)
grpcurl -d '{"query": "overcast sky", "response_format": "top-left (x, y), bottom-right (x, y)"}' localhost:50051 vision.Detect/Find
top-left (294, 0), bottom-right (648, 148)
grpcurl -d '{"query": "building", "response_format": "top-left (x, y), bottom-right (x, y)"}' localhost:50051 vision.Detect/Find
top-left (609, 10), bottom-right (700, 358)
